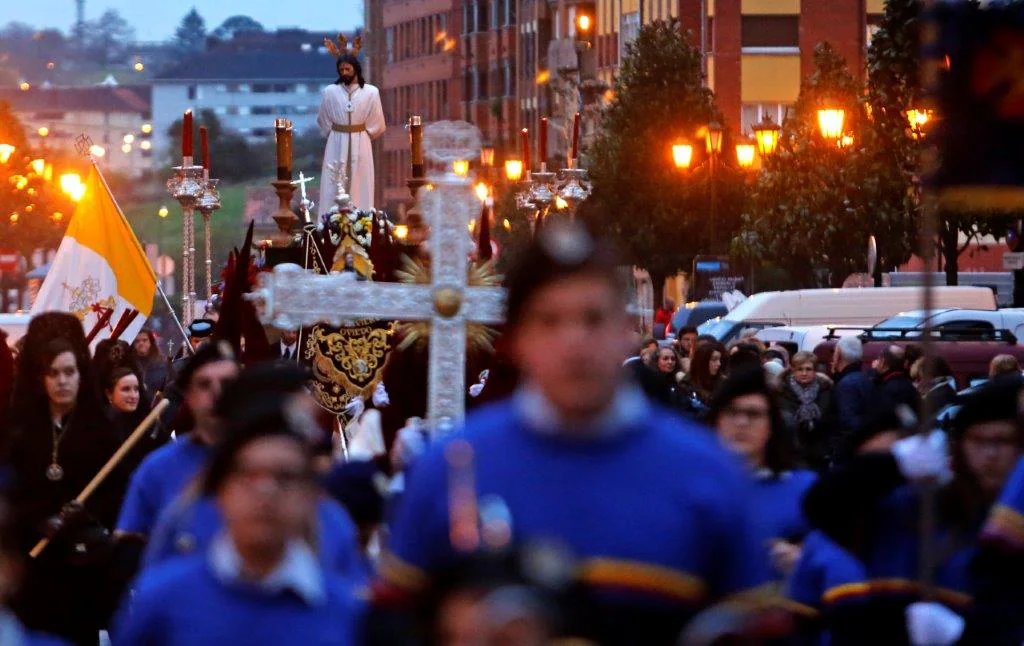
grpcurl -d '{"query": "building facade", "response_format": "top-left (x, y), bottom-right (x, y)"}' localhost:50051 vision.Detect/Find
top-left (0, 85), bottom-right (153, 178)
top-left (152, 50), bottom-right (337, 159)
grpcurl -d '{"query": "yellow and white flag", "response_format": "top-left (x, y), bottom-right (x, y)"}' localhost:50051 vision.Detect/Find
top-left (31, 166), bottom-right (156, 345)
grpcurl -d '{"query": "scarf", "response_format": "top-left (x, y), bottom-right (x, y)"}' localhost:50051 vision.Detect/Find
top-left (788, 375), bottom-right (822, 425)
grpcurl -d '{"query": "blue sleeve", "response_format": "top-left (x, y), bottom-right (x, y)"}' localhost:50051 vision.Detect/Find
top-left (379, 443), bottom-right (455, 592)
top-left (786, 533), bottom-right (824, 609)
top-left (317, 499), bottom-right (364, 582)
top-left (711, 467), bottom-right (771, 597)
top-left (111, 572), bottom-right (167, 646)
top-left (983, 456), bottom-right (1024, 547)
top-left (142, 498), bottom-right (193, 569)
top-left (117, 461), bottom-right (158, 535)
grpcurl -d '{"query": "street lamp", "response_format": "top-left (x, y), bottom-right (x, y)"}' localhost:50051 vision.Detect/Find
top-left (817, 105), bottom-right (846, 143)
top-left (752, 116), bottom-right (780, 158)
top-left (475, 181), bottom-right (489, 202)
top-left (672, 142), bottom-right (694, 170)
top-left (504, 158), bottom-right (524, 182)
top-left (906, 108), bottom-right (933, 139)
top-left (735, 141), bottom-right (756, 170)
top-left (452, 160), bottom-right (470, 176)
top-left (705, 121), bottom-right (724, 155)
top-left (158, 206), bottom-right (169, 218)
top-left (0, 144), bottom-right (14, 164)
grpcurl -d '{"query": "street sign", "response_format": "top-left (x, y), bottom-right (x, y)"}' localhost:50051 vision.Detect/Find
top-left (1004, 252), bottom-right (1024, 270)
top-left (155, 255), bottom-right (176, 278)
top-left (0, 250), bottom-right (20, 273)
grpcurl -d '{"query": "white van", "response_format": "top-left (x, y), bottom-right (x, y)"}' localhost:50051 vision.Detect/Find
top-left (698, 286), bottom-right (997, 344)
top-left (0, 313), bottom-right (33, 347)
top-left (755, 325), bottom-right (866, 355)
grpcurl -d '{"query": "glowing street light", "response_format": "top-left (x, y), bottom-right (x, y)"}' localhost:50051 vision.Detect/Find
top-left (672, 142), bottom-right (694, 170)
top-left (752, 116), bottom-right (781, 158)
top-left (158, 206), bottom-right (169, 218)
top-left (141, 123), bottom-right (153, 134)
top-left (19, 81), bottom-right (30, 91)
top-left (705, 121), bottom-right (724, 155)
top-left (452, 160), bottom-right (469, 176)
top-left (140, 140), bottom-right (152, 151)
top-left (123, 134), bottom-right (135, 144)
top-left (504, 159), bottom-right (524, 182)
top-left (89, 144), bottom-right (106, 158)
top-left (906, 108), bottom-right (933, 139)
top-left (60, 173), bottom-right (85, 201)
top-left (817, 106), bottom-right (846, 142)
top-left (134, 61), bottom-right (145, 72)
top-left (0, 144), bottom-right (15, 164)
top-left (576, 13), bottom-right (592, 33)
top-left (474, 181), bottom-right (489, 202)
top-left (37, 126), bottom-right (49, 137)
top-left (31, 159), bottom-right (45, 175)
top-left (121, 143), bottom-right (132, 154)
top-left (735, 142), bottom-right (756, 170)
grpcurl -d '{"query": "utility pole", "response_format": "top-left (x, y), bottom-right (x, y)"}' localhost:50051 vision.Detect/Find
top-left (74, 0), bottom-right (86, 47)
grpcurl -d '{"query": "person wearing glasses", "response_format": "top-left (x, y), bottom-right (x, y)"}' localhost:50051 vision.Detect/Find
top-left (112, 401), bottom-right (362, 645)
top-left (708, 366), bottom-right (817, 581)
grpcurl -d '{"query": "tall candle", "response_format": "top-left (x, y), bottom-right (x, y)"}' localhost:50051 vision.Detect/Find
top-left (274, 118), bottom-right (293, 181)
top-left (182, 110), bottom-right (193, 158)
top-left (521, 128), bottom-right (531, 173)
top-left (409, 115), bottom-right (424, 178)
top-left (539, 117), bottom-right (548, 167)
top-left (199, 127), bottom-right (210, 173)
top-left (571, 112), bottom-right (581, 162)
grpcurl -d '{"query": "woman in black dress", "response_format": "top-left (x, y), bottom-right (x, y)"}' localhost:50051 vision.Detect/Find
top-left (5, 312), bottom-right (126, 645)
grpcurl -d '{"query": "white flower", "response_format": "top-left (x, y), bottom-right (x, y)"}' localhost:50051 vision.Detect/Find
top-left (348, 212), bottom-right (358, 222)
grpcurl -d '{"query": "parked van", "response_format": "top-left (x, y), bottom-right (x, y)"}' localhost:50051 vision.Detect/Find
top-left (755, 325), bottom-right (866, 356)
top-left (698, 286), bottom-right (996, 344)
top-left (0, 312), bottom-right (32, 347)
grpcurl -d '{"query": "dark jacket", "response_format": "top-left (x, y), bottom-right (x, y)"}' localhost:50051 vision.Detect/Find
top-left (778, 372), bottom-right (835, 469)
top-left (833, 362), bottom-right (873, 434)
top-left (877, 369), bottom-right (920, 414)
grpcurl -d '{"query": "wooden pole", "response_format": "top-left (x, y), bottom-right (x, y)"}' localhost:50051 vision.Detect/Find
top-left (30, 398), bottom-right (170, 559)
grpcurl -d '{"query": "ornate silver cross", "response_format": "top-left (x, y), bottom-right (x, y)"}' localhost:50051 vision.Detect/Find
top-left (250, 122), bottom-right (505, 422)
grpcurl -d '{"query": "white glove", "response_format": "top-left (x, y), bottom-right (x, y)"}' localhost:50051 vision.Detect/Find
top-left (905, 601), bottom-right (964, 646)
top-left (469, 383), bottom-right (485, 397)
top-left (372, 382), bottom-right (390, 408)
top-left (892, 431), bottom-right (953, 485)
top-left (392, 419), bottom-right (427, 471)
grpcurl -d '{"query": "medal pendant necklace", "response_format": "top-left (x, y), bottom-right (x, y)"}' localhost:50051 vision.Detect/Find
top-left (47, 418), bottom-right (69, 482)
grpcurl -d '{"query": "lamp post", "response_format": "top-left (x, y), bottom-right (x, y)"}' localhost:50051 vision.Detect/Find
top-left (752, 116), bottom-right (780, 159)
top-left (817, 104), bottom-right (846, 145)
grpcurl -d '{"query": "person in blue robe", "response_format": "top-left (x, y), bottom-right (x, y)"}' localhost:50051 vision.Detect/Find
top-left (706, 366), bottom-right (817, 580)
top-left (112, 403), bottom-right (362, 645)
top-left (372, 223), bottom-right (770, 646)
top-left (803, 377), bottom-right (1024, 644)
top-left (115, 342), bottom-right (239, 538)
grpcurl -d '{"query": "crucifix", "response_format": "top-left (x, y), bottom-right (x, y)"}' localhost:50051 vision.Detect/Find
top-left (250, 121), bottom-right (505, 422)
top-left (292, 171), bottom-right (316, 223)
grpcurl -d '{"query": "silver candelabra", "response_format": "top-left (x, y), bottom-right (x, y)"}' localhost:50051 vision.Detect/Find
top-left (195, 175), bottom-right (222, 302)
top-left (511, 160), bottom-right (592, 231)
top-left (166, 159), bottom-right (205, 326)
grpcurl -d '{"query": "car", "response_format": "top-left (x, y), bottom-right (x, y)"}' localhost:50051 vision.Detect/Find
top-left (871, 308), bottom-right (1024, 341)
top-left (812, 327), bottom-right (1024, 390)
top-left (667, 301), bottom-right (729, 338)
top-left (0, 312), bottom-right (32, 347)
top-left (697, 286), bottom-right (996, 344)
top-left (755, 325), bottom-right (865, 357)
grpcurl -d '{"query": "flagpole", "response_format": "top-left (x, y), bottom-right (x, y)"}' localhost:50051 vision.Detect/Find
top-left (90, 158), bottom-right (193, 354)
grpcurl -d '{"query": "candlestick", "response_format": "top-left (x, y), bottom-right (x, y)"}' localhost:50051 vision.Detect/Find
top-left (521, 128), bottom-right (531, 173)
top-left (539, 117), bottom-right (548, 169)
top-left (182, 110), bottom-right (193, 158)
top-left (571, 112), bottom-right (581, 163)
top-left (275, 118), bottom-right (293, 181)
top-left (410, 115), bottom-right (424, 178)
top-left (200, 127), bottom-right (210, 172)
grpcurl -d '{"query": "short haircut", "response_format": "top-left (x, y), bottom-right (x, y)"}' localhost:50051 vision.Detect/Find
top-left (836, 336), bottom-right (863, 362)
top-left (504, 222), bottom-right (623, 328)
top-left (678, 326), bottom-right (698, 337)
top-left (882, 345), bottom-right (906, 371)
top-left (791, 351), bottom-right (817, 368)
top-left (990, 354), bottom-right (1021, 378)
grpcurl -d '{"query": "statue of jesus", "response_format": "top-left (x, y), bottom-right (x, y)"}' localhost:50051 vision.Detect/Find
top-left (317, 37), bottom-right (386, 215)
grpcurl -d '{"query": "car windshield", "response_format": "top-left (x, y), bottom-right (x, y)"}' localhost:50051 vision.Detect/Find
top-left (697, 318), bottom-right (735, 341)
top-left (873, 313), bottom-right (926, 336)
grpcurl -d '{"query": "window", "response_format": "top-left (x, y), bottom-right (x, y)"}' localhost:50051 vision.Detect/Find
top-left (620, 12), bottom-right (639, 63)
top-left (33, 111), bottom-right (64, 120)
top-left (490, 0), bottom-right (499, 29)
top-left (213, 84), bottom-right (228, 92)
top-left (308, 83), bottom-right (321, 93)
top-left (237, 106), bottom-right (252, 116)
top-left (463, 2), bottom-right (471, 34)
top-left (386, 26), bottom-right (395, 62)
top-left (187, 85), bottom-right (197, 100)
top-left (225, 106), bottom-right (240, 116)
top-left (237, 84), bottom-right (251, 93)
top-left (253, 84), bottom-right (273, 93)
top-left (251, 127), bottom-right (273, 138)
top-left (740, 103), bottom-right (788, 134)
top-left (741, 15), bottom-right (799, 49)
top-left (477, 0), bottom-right (488, 32)
top-left (252, 106), bottom-right (275, 115)
top-left (273, 84), bottom-right (291, 93)
top-left (214, 106), bottom-right (228, 115)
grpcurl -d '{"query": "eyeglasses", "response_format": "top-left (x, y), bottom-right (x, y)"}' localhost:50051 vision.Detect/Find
top-left (228, 465), bottom-right (312, 491)
top-left (721, 406), bottom-right (770, 422)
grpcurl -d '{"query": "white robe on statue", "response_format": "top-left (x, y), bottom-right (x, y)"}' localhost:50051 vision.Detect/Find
top-left (317, 81), bottom-right (386, 215)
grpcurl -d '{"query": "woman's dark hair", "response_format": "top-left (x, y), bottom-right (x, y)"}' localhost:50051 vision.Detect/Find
top-left (336, 54), bottom-right (365, 87)
top-left (689, 341), bottom-right (726, 395)
top-left (133, 328), bottom-right (162, 362)
top-left (708, 366), bottom-right (795, 475)
top-left (728, 342), bottom-right (762, 375)
top-left (650, 346), bottom-right (679, 373)
top-left (201, 413), bottom-right (314, 497)
top-left (37, 338), bottom-right (90, 406)
top-left (105, 365), bottom-right (140, 395)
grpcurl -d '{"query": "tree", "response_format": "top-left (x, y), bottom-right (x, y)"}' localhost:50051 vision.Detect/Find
top-left (211, 15), bottom-right (265, 41)
top-left (81, 9), bottom-right (136, 66)
top-left (738, 43), bottom-right (918, 287)
top-left (172, 8), bottom-right (207, 55)
top-left (580, 19), bottom-right (735, 302)
top-left (165, 110), bottom-right (269, 182)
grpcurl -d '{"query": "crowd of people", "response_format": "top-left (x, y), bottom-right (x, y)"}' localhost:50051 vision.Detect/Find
top-left (0, 221), bottom-right (1023, 644)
